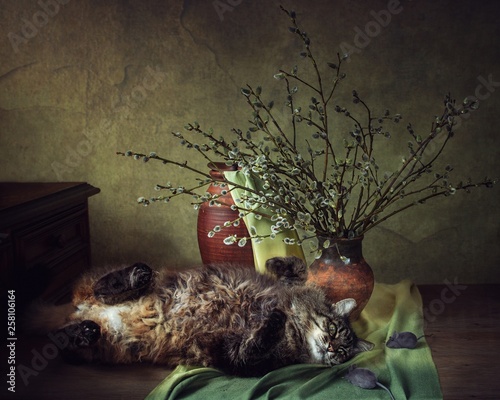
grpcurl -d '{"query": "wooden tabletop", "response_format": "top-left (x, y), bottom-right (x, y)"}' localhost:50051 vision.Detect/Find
top-left (0, 182), bottom-right (99, 210)
top-left (418, 284), bottom-right (500, 399)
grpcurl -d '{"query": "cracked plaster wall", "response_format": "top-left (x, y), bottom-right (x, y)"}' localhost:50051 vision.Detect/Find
top-left (0, 0), bottom-right (499, 283)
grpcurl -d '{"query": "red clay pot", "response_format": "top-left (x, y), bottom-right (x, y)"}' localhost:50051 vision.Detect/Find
top-left (307, 236), bottom-right (374, 320)
top-left (197, 163), bottom-right (254, 267)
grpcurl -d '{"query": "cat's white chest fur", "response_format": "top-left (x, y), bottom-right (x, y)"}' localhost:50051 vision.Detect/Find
top-left (74, 303), bottom-right (127, 333)
top-left (306, 326), bottom-right (324, 363)
top-left (99, 306), bottom-right (127, 333)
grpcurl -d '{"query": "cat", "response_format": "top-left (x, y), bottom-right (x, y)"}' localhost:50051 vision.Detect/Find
top-left (32, 256), bottom-right (373, 376)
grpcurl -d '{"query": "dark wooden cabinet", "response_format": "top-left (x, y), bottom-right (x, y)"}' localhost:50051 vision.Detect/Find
top-left (0, 182), bottom-right (100, 309)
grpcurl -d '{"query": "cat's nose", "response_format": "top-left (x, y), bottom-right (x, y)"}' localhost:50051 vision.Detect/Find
top-left (327, 343), bottom-right (335, 353)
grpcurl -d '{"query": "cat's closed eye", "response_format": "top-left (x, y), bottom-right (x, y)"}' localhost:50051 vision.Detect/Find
top-left (328, 323), bottom-right (338, 338)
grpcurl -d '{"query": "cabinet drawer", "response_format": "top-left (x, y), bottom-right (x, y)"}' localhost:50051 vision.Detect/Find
top-left (16, 208), bottom-right (89, 269)
top-left (42, 250), bottom-right (89, 304)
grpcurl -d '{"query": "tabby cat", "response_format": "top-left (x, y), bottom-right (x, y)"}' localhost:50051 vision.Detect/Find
top-left (34, 256), bottom-right (373, 376)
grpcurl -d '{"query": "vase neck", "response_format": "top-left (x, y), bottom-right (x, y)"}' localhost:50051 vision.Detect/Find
top-left (320, 237), bottom-right (364, 264)
top-left (208, 162), bottom-right (238, 180)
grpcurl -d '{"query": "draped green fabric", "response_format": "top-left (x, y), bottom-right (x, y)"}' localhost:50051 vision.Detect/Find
top-left (146, 280), bottom-right (442, 400)
top-left (223, 170), bottom-right (306, 273)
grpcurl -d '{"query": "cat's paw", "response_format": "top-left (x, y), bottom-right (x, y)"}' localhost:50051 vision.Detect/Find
top-left (265, 256), bottom-right (307, 285)
top-left (93, 263), bottom-right (153, 304)
top-left (240, 309), bottom-right (287, 365)
top-left (130, 262), bottom-right (153, 289)
top-left (260, 309), bottom-right (287, 344)
top-left (57, 320), bottom-right (101, 364)
top-left (268, 309), bottom-right (287, 329)
top-left (63, 320), bottom-right (101, 348)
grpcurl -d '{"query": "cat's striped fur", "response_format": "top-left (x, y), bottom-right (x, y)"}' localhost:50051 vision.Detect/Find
top-left (33, 256), bottom-right (373, 376)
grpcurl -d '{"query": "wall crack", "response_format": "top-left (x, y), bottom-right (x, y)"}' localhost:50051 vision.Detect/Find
top-left (0, 62), bottom-right (38, 83)
top-left (179, 0), bottom-right (237, 88)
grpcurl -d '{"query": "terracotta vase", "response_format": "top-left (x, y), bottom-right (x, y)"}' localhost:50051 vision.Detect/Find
top-left (307, 236), bottom-right (374, 320)
top-left (197, 163), bottom-right (254, 267)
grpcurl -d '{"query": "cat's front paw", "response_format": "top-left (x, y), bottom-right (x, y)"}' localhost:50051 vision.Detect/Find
top-left (269, 309), bottom-right (286, 334)
top-left (259, 309), bottom-right (287, 344)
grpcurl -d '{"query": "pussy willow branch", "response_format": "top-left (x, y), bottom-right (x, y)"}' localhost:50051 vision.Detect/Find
top-left (366, 115), bottom-right (452, 228)
top-left (376, 124), bottom-right (452, 214)
top-left (356, 180), bottom-right (493, 235)
top-left (118, 151), bottom-right (267, 208)
top-left (244, 86), bottom-right (297, 162)
top-left (284, 77), bottom-right (298, 147)
top-left (120, 6), bottom-right (496, 244)
top-left (155, 181), bottom-right (211, 202)
top-left (117, 151), bottom-right (212, 179)
top-left (357, 97), bottom-right (374, 158)
top-left (129, 149), bottom-right (308, 228)
top-left (347, 99), bottom-right (453, 233)
top-left (190, 103), bottom-right (320, 222)
top-left (233, 128), bottom-right (261, 157)
top-left (244, 86), bottom-right (319, 184)
top-left (280, 5), bottom-right (336, 184)
top-left (325, 54), bottom-right (344, 105)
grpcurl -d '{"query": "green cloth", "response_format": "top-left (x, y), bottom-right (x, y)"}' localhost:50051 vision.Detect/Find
top-left (223, 170), bottom-right (306, 274)
top-left (146, 280), bottom-right (442, 400)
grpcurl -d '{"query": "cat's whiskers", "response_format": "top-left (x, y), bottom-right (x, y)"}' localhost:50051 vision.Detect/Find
top-left (306, 324), bottom-right (328, 363)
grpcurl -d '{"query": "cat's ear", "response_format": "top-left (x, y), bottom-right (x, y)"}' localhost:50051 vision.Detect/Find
top-left (353, 338), bottom-right (374, 354)
top-left (332, 298), bottom-right (357, 317)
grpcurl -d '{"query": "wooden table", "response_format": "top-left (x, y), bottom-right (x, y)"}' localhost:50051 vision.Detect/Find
top-left (419, 284), bottom-right (500, 399)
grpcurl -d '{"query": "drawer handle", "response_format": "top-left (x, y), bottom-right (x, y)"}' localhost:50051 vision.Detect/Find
top-left (51, 233), bottom-right (66, 248)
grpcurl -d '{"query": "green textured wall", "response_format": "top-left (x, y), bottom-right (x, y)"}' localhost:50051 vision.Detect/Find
top-left (1, 0), bottom-right (499, 283)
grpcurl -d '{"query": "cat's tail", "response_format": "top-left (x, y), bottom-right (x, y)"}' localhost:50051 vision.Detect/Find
top-left (23, 301), bottom-right (75, 335)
